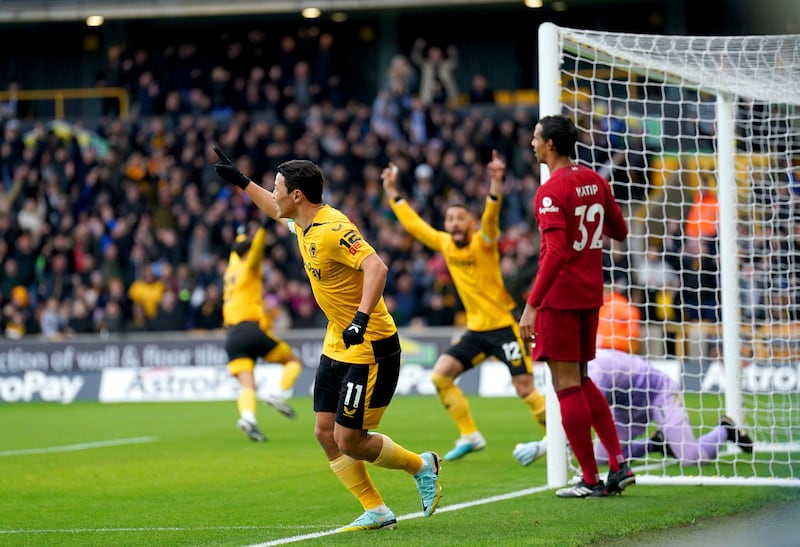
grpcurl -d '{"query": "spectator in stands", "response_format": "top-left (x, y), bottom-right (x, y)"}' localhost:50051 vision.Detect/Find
top-left (2, 30), bottom-right (552, 339)
top-left (125, 302), bottom-right (151, 332)
top-left (0, 257), bottom-right (23, 302)
top-left (311, 33), bottom-right (345, 107)
top-left (191, 283), bottom-right (223, 330)
top-left (66, 299), bottom-right (95, 334)
top-left (411, 39), bottom-right (459, 106)
top-left (384, 270), bottom-right (420, 327)
top-left (602, 237), bottom-right (632, 288)
top-left (739, 259), bottom-right (768, 322)
top-left (468, 74), bottom-right (495, 104)
top-left (127, 263), bottom-right (166, 320)
top-left (662, 218), bottom-right (684, 271)
top-left (685, 173), bottom-right (719, 242)
top-left (636, 242), bottom-right (680, 322)
top-left (3, 285), bottom-right (37, 338)
top-left (678, 236), bottom-right (720, 322)
top-left (39, 296), bottom-right (67, 339)
top-left (98, 299), bottom-right (125, 334)
top-left (1, 80), bottom-right (30, 120)
top-left (382, 54), bottom-right (419, 100)
top-left (596, 283), bottom-right (641, 354)
top-left (149, 290), bottom-right (187, 332)
top-left (96, 44), bottom-right (126, 117)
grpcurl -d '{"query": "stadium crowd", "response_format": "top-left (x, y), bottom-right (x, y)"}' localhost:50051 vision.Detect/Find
top-left (0, 31), bottom-right (543, 340)
top-left (3, 27), bottom-right (795, 346)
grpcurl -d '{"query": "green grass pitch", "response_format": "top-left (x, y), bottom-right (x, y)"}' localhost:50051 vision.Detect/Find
top-left (1, 396), bottom-right (797, 546)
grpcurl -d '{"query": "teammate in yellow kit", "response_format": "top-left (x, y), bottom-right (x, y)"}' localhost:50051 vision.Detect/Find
top-left (382, 150), bottom-right (547, 462)
top-left (213, 148), bottom-right (441, 532)
top-left (223, 224), bottom-right (303, 442)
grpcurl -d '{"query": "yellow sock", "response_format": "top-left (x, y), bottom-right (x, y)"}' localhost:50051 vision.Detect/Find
top-left (431, 372), bottom-right (478, 435)
top-left (279, 360), bottom-right (302, 391)
top-left (524, 389), bottom-right (547, 433)
top-left (371, 433), bottom-right (425, 475)
top-left (238, 387), bottom-right (257, 417)
top-left (330, 454), bottom-right (383, 510)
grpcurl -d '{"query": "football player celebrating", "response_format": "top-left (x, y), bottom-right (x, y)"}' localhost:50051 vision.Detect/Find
top-left (213, 147), bottom-right (442, 532)
top-left (222, 223), bottom-right (302, 443)
top-left (382, 151), bottom-right (547, 463)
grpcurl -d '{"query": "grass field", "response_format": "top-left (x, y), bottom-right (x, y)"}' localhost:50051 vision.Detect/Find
top-left (1, 396), bottom-right (798, 546)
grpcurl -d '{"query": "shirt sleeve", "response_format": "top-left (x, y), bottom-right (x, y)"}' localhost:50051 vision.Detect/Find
top-left (247, 227), bottom-right (267, 269)
top-left (391, 199), bottom-right (446, 251)
top-left (526, 226), bottom-right (568, 308)
top-left (480, 195), bottom-right (501, 244)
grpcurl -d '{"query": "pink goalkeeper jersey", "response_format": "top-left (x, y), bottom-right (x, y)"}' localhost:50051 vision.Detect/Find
top-left (529, 164), bottom-right (628, 310)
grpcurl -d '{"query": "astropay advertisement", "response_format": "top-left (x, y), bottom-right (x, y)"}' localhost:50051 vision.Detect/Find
top-left (98, 366), bottom-right (290, 402)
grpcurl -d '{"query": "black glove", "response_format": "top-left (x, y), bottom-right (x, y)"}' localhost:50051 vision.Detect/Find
top-left (342, 311), bottom-right (370, 349)
top-left (212, 145), bottom-right (250, 190)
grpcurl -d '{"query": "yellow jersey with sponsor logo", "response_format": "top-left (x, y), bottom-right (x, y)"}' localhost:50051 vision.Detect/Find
top-left (391, 197), bottom-right (516, 331)
top-left (291, 205), bottom-right (396, 363)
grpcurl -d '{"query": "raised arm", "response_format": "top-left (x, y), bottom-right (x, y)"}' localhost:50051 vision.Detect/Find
top-left (381, 162), bottom-right (445, 251)
top-left (481, 149), bottom-right (505, 243)
top-left (212, 145), bottom-right (289, 228)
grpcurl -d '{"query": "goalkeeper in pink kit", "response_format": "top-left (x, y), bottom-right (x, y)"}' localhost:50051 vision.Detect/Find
top-left (588, 348), bottom-right (754, 464)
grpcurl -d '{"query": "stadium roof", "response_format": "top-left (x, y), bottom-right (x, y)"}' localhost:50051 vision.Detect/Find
top-left (0, 0), bottom-right (529, 23)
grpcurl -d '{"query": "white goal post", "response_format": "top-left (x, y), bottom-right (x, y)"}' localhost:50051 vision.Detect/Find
top-left (538, 22), bottom-right (800, 488)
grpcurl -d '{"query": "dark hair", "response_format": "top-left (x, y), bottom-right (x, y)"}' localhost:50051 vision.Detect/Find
top-left (539, 115), bottom-right (578, 158)
top-left (445, 202), bottom-right (472, 215)
top-left (277, 159), bottom-right (324, 204)
top-left (232, 233), bottom-right (251, 256)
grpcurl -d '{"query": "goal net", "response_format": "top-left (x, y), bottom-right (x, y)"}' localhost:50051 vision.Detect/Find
top-left (538, 23), bottom-right (800, 487)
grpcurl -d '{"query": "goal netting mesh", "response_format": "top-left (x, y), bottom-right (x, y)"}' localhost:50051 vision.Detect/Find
top-left (538, 23), bottom-right (800, 487)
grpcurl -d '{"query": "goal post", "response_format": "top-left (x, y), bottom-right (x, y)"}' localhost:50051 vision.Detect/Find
top-left (538, 22), bottom-right (800, 488)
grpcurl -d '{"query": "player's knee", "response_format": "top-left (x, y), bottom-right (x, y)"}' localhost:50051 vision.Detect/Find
top-left (431, 371), bottom-right (454, 391)
top-left (334, 431), bottom-right (367, 459)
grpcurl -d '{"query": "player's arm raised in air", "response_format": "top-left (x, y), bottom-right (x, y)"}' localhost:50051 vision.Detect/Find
top-left (481, 149), bottom-right (505, 243)
top-left (212, 145), bottom-right (289, 229)
top-left (248, 226), bottom-right (268, 267)
top-left (380, 162), bottom-right (444, 251)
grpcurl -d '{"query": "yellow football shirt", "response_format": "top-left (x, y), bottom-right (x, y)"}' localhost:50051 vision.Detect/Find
top-left (391, 196), bottom-right (516, 331)
top-left (223, 227), bottom-right (268, 327)
top-left (291, 205), bottom-right (396, 363)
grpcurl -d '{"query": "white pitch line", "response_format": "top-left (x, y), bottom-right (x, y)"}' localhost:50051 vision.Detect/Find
top-left (243, 483), bottom-right (555, 547)
top-left (0, 525), bottom-right (322, 535)
top-left (0, 437), bottom-right (157, 457)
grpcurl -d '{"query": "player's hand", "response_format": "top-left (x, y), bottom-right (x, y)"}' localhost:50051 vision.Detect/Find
top-left (381, 163), bottom-right (400, 199)
top-left (212, 145), bottom-right (251, 190)
top-left (342, 311), bottom-right (370, 349)
top-left (487, 149), bottom-right (506, 183)
top-left (518, 304), bottom-right (537, 342)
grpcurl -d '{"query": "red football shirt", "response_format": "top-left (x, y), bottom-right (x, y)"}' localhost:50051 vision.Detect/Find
top-left (528, 164), bottom-right (628, 310)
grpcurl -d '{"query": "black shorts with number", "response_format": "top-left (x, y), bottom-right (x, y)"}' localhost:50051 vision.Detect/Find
top-left (313, 332), bottom-right (401, 430)
top-left (446, 325), bottom-right (531, 376)
top-left (224, 321), bottom-right (279, 361)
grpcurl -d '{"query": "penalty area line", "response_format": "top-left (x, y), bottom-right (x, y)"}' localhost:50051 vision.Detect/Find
top-left (243, 484), bottom-right (554, 547)
top-left (0, 437), bottom-right (157, 457)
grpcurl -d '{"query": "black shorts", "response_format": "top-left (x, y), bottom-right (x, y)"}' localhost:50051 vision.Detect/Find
top-left (313, 332), bottom-right (401, 430)
top-left (224, 321), bottom-right (279, 361)
top-left (446, 325), bottom-right (531, 376)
